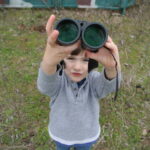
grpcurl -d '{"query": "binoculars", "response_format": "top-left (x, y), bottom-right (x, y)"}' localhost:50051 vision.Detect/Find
top-left (55, 18), bottom-right (108, 52)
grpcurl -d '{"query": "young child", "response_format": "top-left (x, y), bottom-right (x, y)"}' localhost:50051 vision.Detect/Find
top-left (37, 15), bottom-right (121, 150)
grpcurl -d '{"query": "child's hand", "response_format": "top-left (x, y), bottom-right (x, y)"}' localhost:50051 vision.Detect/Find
top-left (85, 36), bottom-right (121, 79)
top-left (43, 15), bottom-right (80, 67)
top-left (85, 36), bottom-right (120, 70)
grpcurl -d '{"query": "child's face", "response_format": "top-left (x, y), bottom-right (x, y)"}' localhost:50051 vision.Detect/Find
top-left (64, 51), bottom-right (89, 82)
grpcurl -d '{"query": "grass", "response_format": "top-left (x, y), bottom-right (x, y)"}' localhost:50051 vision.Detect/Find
top-left (0, 1), bottom-right (150, 150)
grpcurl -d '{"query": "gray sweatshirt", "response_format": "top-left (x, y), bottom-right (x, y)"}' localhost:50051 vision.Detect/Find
top-left (37, 67), bottom-right (121, 145)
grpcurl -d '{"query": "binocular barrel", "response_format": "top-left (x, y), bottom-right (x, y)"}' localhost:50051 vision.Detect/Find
top-left (55, 18), bottom-right (108, 52)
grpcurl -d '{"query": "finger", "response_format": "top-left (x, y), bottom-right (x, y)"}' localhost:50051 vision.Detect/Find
top-left (107, 36), bottom-right (113, 43)
top-left (105, 36), bottom-right (117, 51)
top-left (104, 42), bottom-right (119, 62)
top-left (46, 14), bottom-right (56, 35)
top-left (48, 30), bottom-right (59, 46)
top-left (64, 41), bottom-right (80, 54)
top-left (104, 41), bottom-right (118, 53)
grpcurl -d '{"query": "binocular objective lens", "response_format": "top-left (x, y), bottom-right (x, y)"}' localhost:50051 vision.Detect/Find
top-left (57, 21), bottom-right (79, 43)
top-left (83, 24), bottom-right (106, 48)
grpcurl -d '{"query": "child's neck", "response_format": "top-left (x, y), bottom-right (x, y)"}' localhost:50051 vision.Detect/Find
top-left (77, 78), bottom-right (86, 88)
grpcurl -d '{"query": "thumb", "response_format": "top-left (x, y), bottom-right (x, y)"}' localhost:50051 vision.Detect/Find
top-left (64, 41), bottom-right (80, 53)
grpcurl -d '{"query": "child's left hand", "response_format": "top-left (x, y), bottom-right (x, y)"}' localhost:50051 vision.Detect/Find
top-left (85, 36), bottom-right (120, 70)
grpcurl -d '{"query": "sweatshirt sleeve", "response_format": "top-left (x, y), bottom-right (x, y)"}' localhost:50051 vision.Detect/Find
top-left (90, 69), bottom-right (121, 99)
top-left (37, 67), bottom-right (62, 98)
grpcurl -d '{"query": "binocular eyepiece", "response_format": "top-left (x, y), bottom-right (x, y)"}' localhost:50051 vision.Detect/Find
top-left (55, 18), bottom-right (108, 52)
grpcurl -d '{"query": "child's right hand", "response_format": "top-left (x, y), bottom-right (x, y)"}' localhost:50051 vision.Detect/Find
top-left (42, 15), bottom-right (80, 68)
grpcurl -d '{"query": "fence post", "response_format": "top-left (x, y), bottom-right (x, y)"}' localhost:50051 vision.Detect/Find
top-left (121, 0), bottom-right (128, 15)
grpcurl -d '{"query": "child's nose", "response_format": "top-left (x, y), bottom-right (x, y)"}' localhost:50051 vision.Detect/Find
top-left (74, 61), bottom-right (82, 70)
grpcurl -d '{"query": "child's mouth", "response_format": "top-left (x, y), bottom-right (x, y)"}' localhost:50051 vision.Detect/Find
top-left (72, 72), bottom-right (82, 77)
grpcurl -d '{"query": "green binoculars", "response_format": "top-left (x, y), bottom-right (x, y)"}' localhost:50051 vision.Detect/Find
top-left (55, 18), bottom-right (108, 52)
